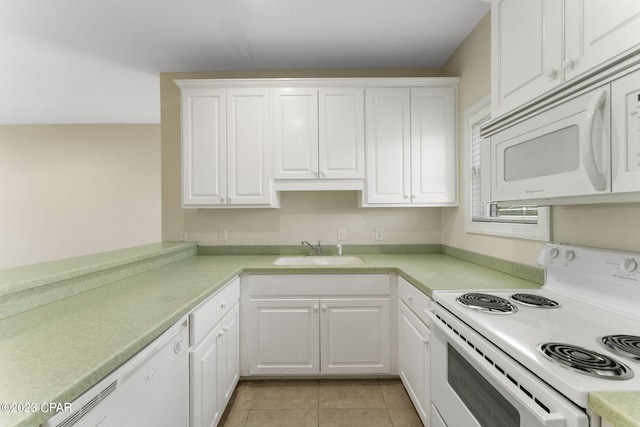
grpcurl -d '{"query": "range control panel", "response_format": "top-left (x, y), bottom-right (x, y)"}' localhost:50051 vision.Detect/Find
top-left (538, 243), bottom-right (640, 318)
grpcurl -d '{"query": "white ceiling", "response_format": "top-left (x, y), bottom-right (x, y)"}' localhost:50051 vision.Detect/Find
top-left (0, 0), bottom-right (490, 124)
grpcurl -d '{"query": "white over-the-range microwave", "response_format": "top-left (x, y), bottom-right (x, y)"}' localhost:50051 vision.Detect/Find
top-left (481, 65), bottom-right (640, 206)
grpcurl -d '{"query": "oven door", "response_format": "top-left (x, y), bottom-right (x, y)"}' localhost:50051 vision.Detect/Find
top-left (488, 85), bottom-right (610, 204)
top-left (428, 306), bottom-right (589, 427)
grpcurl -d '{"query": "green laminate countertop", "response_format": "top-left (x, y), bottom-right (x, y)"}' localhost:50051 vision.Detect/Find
top-left (0, 248), bottom-right (635, 426)
top-left (590, 392), bottom-right (640, 427)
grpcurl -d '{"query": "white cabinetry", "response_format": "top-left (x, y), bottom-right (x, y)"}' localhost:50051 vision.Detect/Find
top-left (274, 87), bottom-right (365, 188)
top-left (190, 278), bottom-right (240, 427)
top-left (178, 83), bottom-right (276, 207)
top-left (398, 277), bottom-right (432, 426)
top-left (564, 0), bottom-right (640, 81)
top-left (364, 85), bottom-right (457, 206)
top-left (492, 0), bottom-right (640, 118)
top-left (491, 0), bottom-right (562, 118)
top-left (247, 298), bottom-right (320, 375)
top-left (321, 298), bottom-right (390, 375)
top-left (242, 275), bottom-right (391, 376)
top-left (274, 88), bottom-right (319, 180)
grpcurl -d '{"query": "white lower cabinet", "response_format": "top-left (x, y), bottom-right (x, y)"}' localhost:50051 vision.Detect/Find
top-left (247, 298), bottom-right (320, 375)
top-left (242, 274), bottom-right (391, 376)
top-left (399, 303), bottom-right (430, 426)
top-left (190, 278), bottom-right (240, 427)
top-left (398, 277), bottom-right (432, 426)
top-left (321, 298), bottom-right (390, 375)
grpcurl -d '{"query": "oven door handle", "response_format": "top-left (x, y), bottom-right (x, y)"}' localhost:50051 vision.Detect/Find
top-left (427, 309), bottom-right (569, 427)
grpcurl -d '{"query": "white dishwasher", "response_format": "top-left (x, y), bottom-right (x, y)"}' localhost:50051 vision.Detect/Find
top-left (42, 317), bottom-right (189, 427)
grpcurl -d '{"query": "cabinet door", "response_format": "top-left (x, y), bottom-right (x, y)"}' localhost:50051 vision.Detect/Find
top-left (565, 0), bottom-right (640, 80)
top-left (273, 88), bottom-right (319, 179)
top-left (320, 298), bottom-right (390, 375)
top-left (190, 322), bottom-right (222, 427)
top-left (365, 88), bottom-right (412, 204)
top-left (410, 87), bottom-right (457, 205)
top-left (491, 0), bottom-right (563, 117)
top-left (247, 298), bottom-right (320, 375)
top-left (319, 88), bottom-right (365, 179)
top-left (227, 88), bottom-right (273, 205)
top-left (399, 303), bottom-right (430, 426)
top-left (181, 88), bottom-right (227, 206)
top-left (218, 303), bottom-right (240, 412)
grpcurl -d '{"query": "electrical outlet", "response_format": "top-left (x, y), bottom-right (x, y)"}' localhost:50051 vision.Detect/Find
top-left (337, 227), bottom-right (347, 241)
top-left (375, 227), bottom-right (384, 241)
top-left (218, 229), bottom-right (228, 241)
top-left (178, 231), bottom-right (187, 241)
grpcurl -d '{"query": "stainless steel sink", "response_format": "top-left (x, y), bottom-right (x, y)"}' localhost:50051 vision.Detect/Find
top-left (273, 256), bottom-right (365, 266)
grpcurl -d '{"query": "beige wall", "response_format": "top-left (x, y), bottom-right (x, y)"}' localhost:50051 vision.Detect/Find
top-left (441, 13), bottom-right (640, 264)
top-left (0, 124), bottom-right (161, 268)
top-left (160, 68), bottom-right (445, 247)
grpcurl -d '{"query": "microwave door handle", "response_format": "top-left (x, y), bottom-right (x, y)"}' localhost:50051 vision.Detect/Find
top-left (581, 89), bottom-right (608, 190)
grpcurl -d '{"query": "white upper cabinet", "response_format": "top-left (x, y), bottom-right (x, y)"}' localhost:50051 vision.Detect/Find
top-left (274, 87), bottom-right (364, 187)
top-left (564, 0), bottom-right (640, 80)
top-left (179, 83), bottom-right (276, 208)
top-left (364, 88), bottom-right (412, 205)
top-left (181, 88), bottom-right (227, 206)
top-left (318, 88), bottom-right (365, 180)
top-left (491, 0), bottom-right (563, 117)
top-left (364, 84), bottom-right (458, 206)
top-left (492, 0), bottom-right (640, 118)
top-left (226, 89), bottom-right (274, 206)
top-left (273, 88), bottom-right (319, 180)
top-left (179, 78), bottom-right (457, 206)
top-left (410, 87), bottom-right (457, 205)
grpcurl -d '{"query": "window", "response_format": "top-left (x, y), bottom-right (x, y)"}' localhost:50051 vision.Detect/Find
top-left (464, 95), bottom-right (550, 240)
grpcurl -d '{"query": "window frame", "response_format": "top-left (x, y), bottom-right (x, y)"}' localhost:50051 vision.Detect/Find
top-left (463, 95), bottom-right (551, 241)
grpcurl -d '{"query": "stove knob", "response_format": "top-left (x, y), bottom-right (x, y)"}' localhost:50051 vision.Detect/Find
top-left (549, 247), bottom-right (560, 259)
top-left (563, 250), bottom-right (575, 261)
top-left (621, 258), bottom-right (638, 273)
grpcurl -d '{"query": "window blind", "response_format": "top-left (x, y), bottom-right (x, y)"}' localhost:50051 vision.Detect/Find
top-left (470, 114), bottom-right (538, 224)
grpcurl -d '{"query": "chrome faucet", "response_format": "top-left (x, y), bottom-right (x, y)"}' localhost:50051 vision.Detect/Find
top-left (301, 240), bottom-right (322, 256)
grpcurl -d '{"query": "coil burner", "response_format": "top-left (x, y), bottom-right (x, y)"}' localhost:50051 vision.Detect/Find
top-left (600, 335), bottom-right (640, 362)
top-left (510, 293), bottom-right (561, 308)
top-left (538, 342), bottom-right (634, 380)
top-left (455, 293), bottom-right (518, 314)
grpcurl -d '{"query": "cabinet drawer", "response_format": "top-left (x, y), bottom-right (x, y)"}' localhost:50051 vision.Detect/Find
top-left (190, 277), bottom-right (240, 346)
top-left (398, 277), bottom-right (431, 327)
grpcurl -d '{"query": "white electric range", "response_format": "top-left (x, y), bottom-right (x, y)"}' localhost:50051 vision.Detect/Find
top-left (429, 243), bottom-right (640, 427)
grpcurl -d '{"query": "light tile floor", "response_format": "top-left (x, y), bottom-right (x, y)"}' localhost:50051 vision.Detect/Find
top-left (219, 378), bottom-right (423, 427)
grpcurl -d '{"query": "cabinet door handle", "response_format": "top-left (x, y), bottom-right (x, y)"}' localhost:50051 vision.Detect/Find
top-left (564, 58), bottom-right (577, 71)
top-left (546, 68), bottom-right (559, 81)
top-left (313, 305), bottom-right (319, 313)
top-left (407, 295), bottom-right (413, 303)
top-left (221, 302), bottom-right (227, 309)
top-left (321, 305), bottom-right (328, 313)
